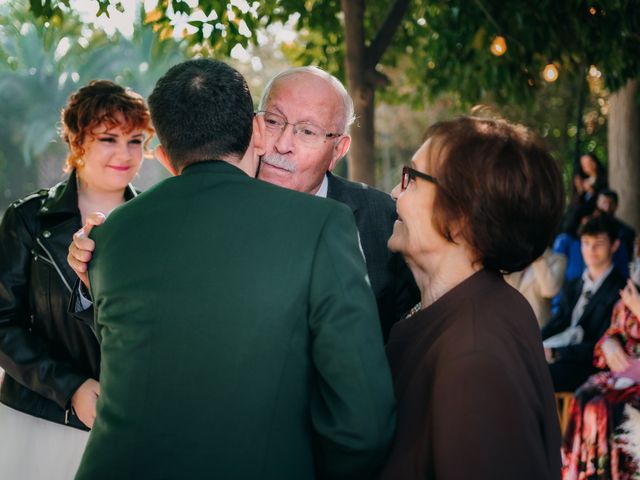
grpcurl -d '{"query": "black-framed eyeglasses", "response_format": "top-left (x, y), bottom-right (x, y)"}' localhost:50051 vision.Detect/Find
top-left (401, 166), bottom-right (438, 191)
top-left (255, 110), bottom-right (343, 146)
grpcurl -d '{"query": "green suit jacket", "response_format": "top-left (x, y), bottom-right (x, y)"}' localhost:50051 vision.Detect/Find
top-left (76, 161), bottom-right (396, 480)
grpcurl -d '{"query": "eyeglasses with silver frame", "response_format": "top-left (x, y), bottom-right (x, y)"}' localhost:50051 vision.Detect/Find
top-left (256, 110), bottom-right (343, 146)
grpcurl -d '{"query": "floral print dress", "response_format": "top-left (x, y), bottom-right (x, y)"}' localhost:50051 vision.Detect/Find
top-left (562, 299), bottom-right (640, 479)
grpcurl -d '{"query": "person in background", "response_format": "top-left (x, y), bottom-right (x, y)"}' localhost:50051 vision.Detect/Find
top-left (551, 210), bottom-right (629, 317)
top-left (578, 152), bottom-right (608, 210)
top-left (562, 279), bottom-right (640, 479)
top-left (572, 152), bottom-right (608, 221)
top-left (0, 80), bottom-right (152, 480)
top-left (560, 153), bottom-right (607, 237)
top-left (505, 248), bottom-right (567, 326)
top-left (379, 115), bottom-right (563, 479)
top-left (543, 214), bottom-right (627, 392)
top-left (596, 188), bottom-right (636, 259)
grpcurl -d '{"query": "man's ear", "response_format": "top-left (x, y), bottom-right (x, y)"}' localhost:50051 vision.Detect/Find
top-left (329, 134), bottom-right (351, 171)
top-left (155, 145), bottom-right (179, 176)
top-left (612, 238), bottom-right (621, 254)
top-left (238, 116), bottom-right (266, 177)
top-left (252, 115), bottom-right (266, 158)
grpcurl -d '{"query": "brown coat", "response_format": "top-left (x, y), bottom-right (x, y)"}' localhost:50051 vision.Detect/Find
top-left (381, 269), bottom-right (561, 480)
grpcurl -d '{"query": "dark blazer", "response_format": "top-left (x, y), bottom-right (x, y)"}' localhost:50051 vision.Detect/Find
top-left (76, 161), bottom-right (396, 480)
top-left (327, 173), bottom-right (419, 340)
top-left (541, 267), bottom-right (626, 364)
top-left (381, 270), bottom-right (561, 479)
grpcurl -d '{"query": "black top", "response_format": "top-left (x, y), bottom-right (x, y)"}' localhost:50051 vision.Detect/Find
top-left (380, 269), bottom-right (561, 480)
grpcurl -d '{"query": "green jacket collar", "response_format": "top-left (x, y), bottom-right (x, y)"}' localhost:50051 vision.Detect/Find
top-left (181, 160), bottom-right (249, 178)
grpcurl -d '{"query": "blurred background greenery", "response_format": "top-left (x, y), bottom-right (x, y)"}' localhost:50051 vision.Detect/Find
top-left (1, 0), bottom-right (636, 227)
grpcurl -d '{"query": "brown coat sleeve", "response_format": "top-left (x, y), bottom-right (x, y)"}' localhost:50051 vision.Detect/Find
top-left (431, 352), bottom-right (560, 480)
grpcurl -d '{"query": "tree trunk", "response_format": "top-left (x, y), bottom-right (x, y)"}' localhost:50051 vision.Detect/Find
top-left (349, 87), bottom-right (376, 185)
top-left (340, 0), bottom-right (376, 186)
top-left (339, 0), bottom-right (411, 187)
top-left (608, 78), bottom-right (640, 232)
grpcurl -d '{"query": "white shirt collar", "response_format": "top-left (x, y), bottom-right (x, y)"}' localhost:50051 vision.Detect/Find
top-left (314, 174), bottom-right (329, 198)
top-left (581, 263), bottom-right (614, 294)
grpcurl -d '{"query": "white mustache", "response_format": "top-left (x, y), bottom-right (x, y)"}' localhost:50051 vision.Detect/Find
top-left (261, 154), bottom-right (296, 173)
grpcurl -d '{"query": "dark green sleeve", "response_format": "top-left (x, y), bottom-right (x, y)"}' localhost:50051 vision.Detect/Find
top-left (308, 204), bottom-right (396, 480)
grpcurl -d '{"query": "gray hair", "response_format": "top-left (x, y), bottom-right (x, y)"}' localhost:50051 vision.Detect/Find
top-left (258, 66), bottom-right (355, 134)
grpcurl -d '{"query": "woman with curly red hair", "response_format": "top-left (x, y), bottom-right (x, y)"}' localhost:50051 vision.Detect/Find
top-left (0, 80), bottom-right (153, 479)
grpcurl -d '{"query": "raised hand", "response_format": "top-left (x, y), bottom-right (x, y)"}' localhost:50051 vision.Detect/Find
top-left (67, 212), bottom-right (105, 288)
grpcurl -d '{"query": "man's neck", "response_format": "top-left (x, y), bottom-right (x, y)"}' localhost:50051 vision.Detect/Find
top-left (586, 263), bottom-right (613, 283)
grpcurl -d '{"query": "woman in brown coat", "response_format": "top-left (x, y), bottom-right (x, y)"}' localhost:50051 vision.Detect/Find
top-left (380, 116), bottom-right (564, 479)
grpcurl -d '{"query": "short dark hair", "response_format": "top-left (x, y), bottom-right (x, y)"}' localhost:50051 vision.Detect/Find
top-left (148, 59), bottom-right (254, 172)
top-left (598, 188), bottom-right (619, 206)
top-left (578, 214), bottom-right (618, 243)
top-left (425, 116), bottom-right (564, 273)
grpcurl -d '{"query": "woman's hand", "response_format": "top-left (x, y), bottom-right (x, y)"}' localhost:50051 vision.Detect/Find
top-left (71, 378), bottom-right (100, 428)
top-left (601, 337), bottom-right (631, 372)
top-left (621, 279), bottom-right (640, 319)
top-left (67, 212), bottom-right (105, 288)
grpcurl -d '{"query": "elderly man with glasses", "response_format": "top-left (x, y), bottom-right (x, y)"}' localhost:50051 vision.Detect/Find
top-left (255, 67), bottom-right (419, 339)
top-left (68, 67), bottom-right (418, 340)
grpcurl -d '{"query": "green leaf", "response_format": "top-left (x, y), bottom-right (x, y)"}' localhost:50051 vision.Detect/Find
top-left (28, 0), bottom-right (42, 18)
top-left (96, 1), bottom-right (110, 18)
top-left (173, 0), bottom-right (191, 15)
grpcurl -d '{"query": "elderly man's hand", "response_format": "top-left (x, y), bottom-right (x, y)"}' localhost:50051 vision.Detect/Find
top-left (67, 212), bottom-right (106, 288)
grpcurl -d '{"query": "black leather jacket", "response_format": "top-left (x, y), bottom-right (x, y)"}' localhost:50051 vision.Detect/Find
top-left (0, 171), bottom-right (136, 430)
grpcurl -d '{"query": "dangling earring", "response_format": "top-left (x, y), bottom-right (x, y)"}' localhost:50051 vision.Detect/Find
top-left (75, 157), bottom-right (85, 169)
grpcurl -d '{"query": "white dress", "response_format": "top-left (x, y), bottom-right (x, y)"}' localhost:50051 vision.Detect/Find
top-left (0, 373), bottom-right (90, 480)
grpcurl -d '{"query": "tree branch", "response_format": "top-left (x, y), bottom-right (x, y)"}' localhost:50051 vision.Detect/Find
top-left (367, 0), bottom-right (411, 68)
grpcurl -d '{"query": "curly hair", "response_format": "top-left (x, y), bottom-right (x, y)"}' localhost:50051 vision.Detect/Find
top-left (60, 80), bottom-right (154, 172)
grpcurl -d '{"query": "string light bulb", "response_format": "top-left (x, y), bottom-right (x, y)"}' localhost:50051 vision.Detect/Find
top-left (490, 36), bottom-right (507, 56)
top-left (543, 63), bottom-right (559, 82)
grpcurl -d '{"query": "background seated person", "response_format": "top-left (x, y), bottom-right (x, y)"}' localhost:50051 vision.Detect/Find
top-left (505, 247), bottom-right (567, 327)
top-left (562, 279), bottom-right (640, 478)
top-left (596, 188), bottom-right (636, 259)
top-left (553, 212), bottom-right (629, 284)
top-left (543, 214), bottom-right (627, 392)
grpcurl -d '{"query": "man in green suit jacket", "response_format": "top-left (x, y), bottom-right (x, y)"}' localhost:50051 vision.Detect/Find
top-left (74, 60), bottom-right (395, 480)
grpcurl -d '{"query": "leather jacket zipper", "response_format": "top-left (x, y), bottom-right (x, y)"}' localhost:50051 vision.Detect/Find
top-left (36, 238), bottom-right (72, 294)
top-left (35, 238), bottom-right (100, 343)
